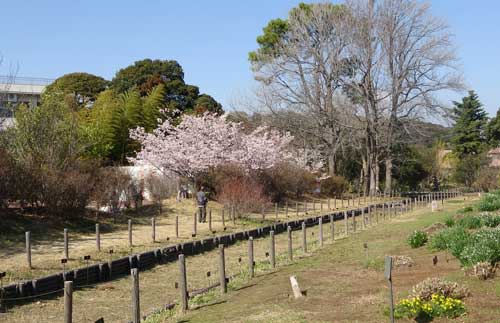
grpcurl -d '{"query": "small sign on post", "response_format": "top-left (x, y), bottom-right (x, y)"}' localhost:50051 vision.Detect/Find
top-left (385, 256), bottom-right (394, 323)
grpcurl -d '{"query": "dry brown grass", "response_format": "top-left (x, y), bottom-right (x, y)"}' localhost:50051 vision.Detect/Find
top-left (0, 196), bottom-right (389, 283)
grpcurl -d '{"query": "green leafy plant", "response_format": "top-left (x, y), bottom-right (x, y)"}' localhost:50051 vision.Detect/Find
top-left (444, 216), bottom-right (455, 227)
top-left (407, 230), bottom-right (428, 248)
top-left (430, 226), bottom-right (471, 258)
top-left (463, 206), bottom-right (474, 213)
top-left (480, 214), bottom-right (500, 228)
top-left (477, 191), bottom-right (500, 211)
top-left (457, 215), bottom-right (482, 229)
top-left (459, 229), bottom-right (500, 266)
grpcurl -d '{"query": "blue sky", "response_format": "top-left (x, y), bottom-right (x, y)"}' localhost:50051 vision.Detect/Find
top-left (1, 1), bottom-right (499, 115)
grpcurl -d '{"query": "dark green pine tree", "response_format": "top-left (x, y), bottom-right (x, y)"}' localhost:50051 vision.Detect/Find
top-left (486, 108), bottom-right (500, 147)
top-left (451, 91), bottom-right (488, 157)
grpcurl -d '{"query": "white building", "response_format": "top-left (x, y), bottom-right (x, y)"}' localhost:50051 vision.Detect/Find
top-left (0, 76), bottom-right (52, 129)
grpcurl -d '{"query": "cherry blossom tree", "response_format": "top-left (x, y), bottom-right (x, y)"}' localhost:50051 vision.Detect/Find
top-left (129, 113), bottom-right (294, 180)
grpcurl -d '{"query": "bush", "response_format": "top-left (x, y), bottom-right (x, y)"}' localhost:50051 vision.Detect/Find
top-left (430, 227), bottom-right (471, 258)
top-left (394, 278), bottom-right (469, 320)
top-left (394, 295), bottom-right (466, 320)
top-left (471, 262), bottom-right (496, 280)
top-left (480, 214), bottom-right (500, 228)
top-left (410, 277), bottom-right (469, 301)
top-left (407, 230), bottom-right (428, 248)
top-left (463, 206), bottom-right (474, 213)
top-left (217, 176), bottom-right (270, 216)
top-left (258, 162), bottom-right (316, 201)
top-left (459, 229), bottom-right (500, 266)
top-left (456, 215), bottom-right (482, 229)
top-left (477, 190), bottom-right (500, 211)
top-left (444, 216), bottom-right (455, 227)
top-left (319, 175), bottom-right (349, 197)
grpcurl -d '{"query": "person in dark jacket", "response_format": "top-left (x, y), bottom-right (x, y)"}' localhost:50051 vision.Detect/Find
top-left (197, 186), bottom-right (208, 222)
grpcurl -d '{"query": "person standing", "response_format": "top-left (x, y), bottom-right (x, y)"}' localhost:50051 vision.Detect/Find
top-left (197, 186), bottom-right (208, 223)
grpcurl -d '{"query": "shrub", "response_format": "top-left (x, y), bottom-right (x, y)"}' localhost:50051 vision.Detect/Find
top-left (394, 295), bottom-right (466, 320)
top-left (258, 162), bottom-right (316, 201)
top-left (319, 175), bottom-right (349, 197)
top-left (471, 262), bottom-right (496, 280)
top-left (217, 176), bottom-right (270, 216)
top-left (430, 227), bottom-right (471, 258)
top-left (477, 190), bottom-right (500, 211)
top-left (410, 277), bottom-right (469, 301)
top-left (459, 229), bottom-right (500, 266)
top-left (394, 278), bottom-right (469, 320)
top-left (463, 206), bottom-right (474, 213)
top-left (456, 215), bottom-right (482, 229)
top-left (407, 230), bottom-right (428, 248)
top-left (480, 214), bottom-right (500, 228)
top-left (444, 216), bottom-right (455, 227)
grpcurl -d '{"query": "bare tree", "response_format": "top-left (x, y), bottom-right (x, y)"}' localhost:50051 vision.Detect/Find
top-left (250, 3), bottom-right (354, 176)
top-left (377, 0), bottom-right (463, 192)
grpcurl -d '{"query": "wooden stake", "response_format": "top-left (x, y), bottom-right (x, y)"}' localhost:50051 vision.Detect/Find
top-left (64, 281), bottom-right (73, 323)
top-left (270, 231), bottom-right (276, 268)
top-left (218, 244), bottom-right (227, 293)
top-left (248, 237), bottom-right (254, 278)
top-left (131, 268), bottom-right (140, 323)
top-left (26, 231), bottom-right (32, 269)
top-left (179, 254), bottom-right (188, 313)
top-left (287, 226), bottom-right (293, 261)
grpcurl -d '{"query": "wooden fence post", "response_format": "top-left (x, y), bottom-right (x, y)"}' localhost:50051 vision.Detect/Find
top-left (270, 231), bottom-right (276, 268)
top-left (151, 217), bottom-right (156, 242)
top-left (248, 237), bottom-right (254, 278)
top-left (330, 214), bottom-right (335, 241)
top-left (96, 224), bottom-right (100, 252)
top-left (26, 231), bottom-right (32, 269)
top-left (301, 222), bottom-right (307, 253)
top-left (175, 215), bottom-right (179, 238)
top-left (131, 268), bottom-right (140, 323)
top-left (178, 254), bottom-right (188, 313)
top-left (128, 220), bottom-right (132, 247)
top-left (295, 201), bottom-right (299, 217)
top-left (352, 210), bottom-right (356, 232)
top-left (319, 217), bottom-right (323, 247)
top-left (218, 244), bottom-right (227, 293)
top-left (208, 209), bottom-right (212, 232)
top-left (344, 211), bottom-right (348, 236)
top-left (232, 206), bottom-right (236, 225)
top-left (285, 201), bottom-right (288, 217)
top-left (275, 203), bottom-right (278, 220)
top-left (222, 209), bottom-right (226, 228)
top-left (287, 226), bottom-right (293, 261)
top-left (192, 212), bottom-right (197, 237)
top-left (64, 280), bottom-right (73, 323)
top-left (64, 228), bottom-right (69, 259)
top-left (361, 207), bottom-right (365, 230)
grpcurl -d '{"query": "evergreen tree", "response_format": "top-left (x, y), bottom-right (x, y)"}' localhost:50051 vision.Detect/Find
top-left (486, 108), bottom-right (500, 147)
top-left (451, 91), bottom-right (488, 157)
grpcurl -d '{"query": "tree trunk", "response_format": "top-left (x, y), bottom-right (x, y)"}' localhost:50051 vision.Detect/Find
top-left (385, 157), bottom-right (392, 194)
top-left (328, 151), bottom-right (336, 176)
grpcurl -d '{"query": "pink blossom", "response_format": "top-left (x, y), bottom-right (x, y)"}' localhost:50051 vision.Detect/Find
top-left (129, 113), bottom-right (294, 179)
